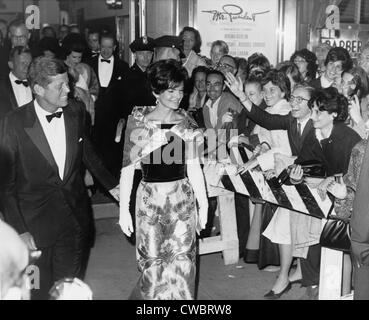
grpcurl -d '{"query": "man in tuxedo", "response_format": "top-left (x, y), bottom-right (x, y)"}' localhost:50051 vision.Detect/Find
top-left (0, 20), bottom-right (31, 78)
top-left (85, 29), bottom-right (100, 61)
top-left (0, 46), bottom-right (33, 118)
top-left (87, 32), bottom-right (130, 178)
top-left (0, 57), bottom-right (119, 300)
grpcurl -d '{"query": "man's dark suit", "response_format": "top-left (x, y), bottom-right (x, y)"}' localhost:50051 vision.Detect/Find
top-left (0, 75), bottom-right (18, 118)
top-left (245, 104), bottom-right (314, 156)
top-left (0, 99), bottom-right (117, 299)
top-left (87, 55), bottom-right (130, 178)
top-left (0, 45), bottom-right (10, 79)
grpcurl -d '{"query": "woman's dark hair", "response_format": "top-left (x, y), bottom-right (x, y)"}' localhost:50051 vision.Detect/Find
top-left (147, 59), bottom-right (189, 95)
top-left (36, 36), bottom-right (60, 58)
top-left (189, 66), bottom-right (210, 94)
top-left (245, 74), bottom-right (263, 91)
top-left (276, 61), bottom-right (304, 85)
top-left (290, 48), bottom-right (318, 81)
top-left (60, 33), bottom-right (87, 59)
top-left (247, 53), bottom-right (271, 76)
top-left (324, 47), bottom-right (353, 72)
top-left (343, 66), bottom-right (369, 100)
top-left (261, 69), bottom-right (291, 100)
top-left (179, 26), bottom-right (202, 54)
top-left (311, 87), bottom-right (348, 122)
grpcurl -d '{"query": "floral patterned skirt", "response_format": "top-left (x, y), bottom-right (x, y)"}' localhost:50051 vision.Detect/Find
top-left (132, 178), bottom-right (197, 300)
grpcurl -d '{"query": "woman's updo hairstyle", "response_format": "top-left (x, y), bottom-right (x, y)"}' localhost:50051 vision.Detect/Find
top-left (147, 59), bottom-right (188, 95)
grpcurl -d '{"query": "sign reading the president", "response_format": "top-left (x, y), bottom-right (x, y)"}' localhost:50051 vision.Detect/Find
top-left (196, 0), bottom-right (279, 64)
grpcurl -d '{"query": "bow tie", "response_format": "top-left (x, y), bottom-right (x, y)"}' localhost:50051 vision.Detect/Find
top-left (101, 58), bottom-right (111, 64)
top-left (15, 79), bottom-right (29, 87)
top-left (46, 111), bottom-right (63, 123)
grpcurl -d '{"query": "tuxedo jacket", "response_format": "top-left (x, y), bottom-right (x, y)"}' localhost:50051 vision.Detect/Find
top-left (0, 76), bottom-right (19, 118)
top-left (246, 104), bottom-right (314, 156)
top-left (87, 55), bottom-right (130, 97)
top-left (0, 100), bottom-right (118, 247)
top-left (87, 55), bottom-right (130, 137)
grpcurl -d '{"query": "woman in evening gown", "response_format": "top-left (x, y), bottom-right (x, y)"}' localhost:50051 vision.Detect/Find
top-left (118, 59), bottom-right (208, 300)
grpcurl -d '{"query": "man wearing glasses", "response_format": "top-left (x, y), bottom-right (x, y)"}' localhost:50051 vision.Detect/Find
top-left (217, 54), bottom-right (238, 76)
top-left (0, 20), bottom-right (31, 78)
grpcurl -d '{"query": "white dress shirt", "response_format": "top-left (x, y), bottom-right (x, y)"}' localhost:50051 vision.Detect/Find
top-left (9, 72), bottom-right (33, 107)
top-left (297, 115), bottom-right (310, 135)
top-left (205, 96), bottom-right (221, 128)
top-left (34, 100), bottom-right (66, 180)
top-left (98, 54), bottom-right (114, 88)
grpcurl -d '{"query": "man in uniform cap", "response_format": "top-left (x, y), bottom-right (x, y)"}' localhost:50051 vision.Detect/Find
top-left (125, 36), bottom-right (156, 113)
top-left (119, 37), bottom-right (157, 245)
top-left (153, 35), bottom-right (182, 62)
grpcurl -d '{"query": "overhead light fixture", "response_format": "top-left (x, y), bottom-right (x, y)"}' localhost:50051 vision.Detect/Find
top-left (106, 0), bottom-right (123, 9)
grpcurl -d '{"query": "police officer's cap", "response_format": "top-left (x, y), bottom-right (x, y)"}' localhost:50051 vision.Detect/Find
top-left (129, 36), bottom-right (155, 53)
top-left (153, 35), bottom-right (182, 50)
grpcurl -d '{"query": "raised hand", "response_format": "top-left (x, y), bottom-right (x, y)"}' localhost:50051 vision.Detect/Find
top-left (224, 72), bottom-right (245, 99)
top-left (348, 95), bottom-right (363, 124)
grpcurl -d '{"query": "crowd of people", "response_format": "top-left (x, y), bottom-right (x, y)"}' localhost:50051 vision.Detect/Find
top-left (1, 18), bottom-right (369, 301)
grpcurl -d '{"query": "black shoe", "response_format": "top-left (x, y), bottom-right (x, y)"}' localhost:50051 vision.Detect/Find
top-left (243, 249), bottom-right (259, 263)
top-left (264, 282), bottom-right (292, 300)
top-left (290, 279), bottom-right (302, 285)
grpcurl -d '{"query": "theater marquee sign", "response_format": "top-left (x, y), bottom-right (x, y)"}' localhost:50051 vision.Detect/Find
top-left (196, 0), bottom-right (279, 65)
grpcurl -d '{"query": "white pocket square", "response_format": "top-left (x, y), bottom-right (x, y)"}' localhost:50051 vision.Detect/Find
top-left (79, 138), bottom-right (83, 142)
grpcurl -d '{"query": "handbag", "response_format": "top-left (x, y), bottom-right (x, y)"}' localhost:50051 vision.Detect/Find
top-left (319, 209), bottom-right (351, 253)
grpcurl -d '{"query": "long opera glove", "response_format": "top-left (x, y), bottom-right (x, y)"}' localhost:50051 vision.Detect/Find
top-left (118, 164), bottom-right (135, 237)
top-left (187, 156), bottom-right (209, 232)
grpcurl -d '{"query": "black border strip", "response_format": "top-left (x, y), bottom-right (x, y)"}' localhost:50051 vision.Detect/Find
top-left (294, 183), bottom-right (325, 218)
top-left (265, 179), bottom-right (294, 210)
